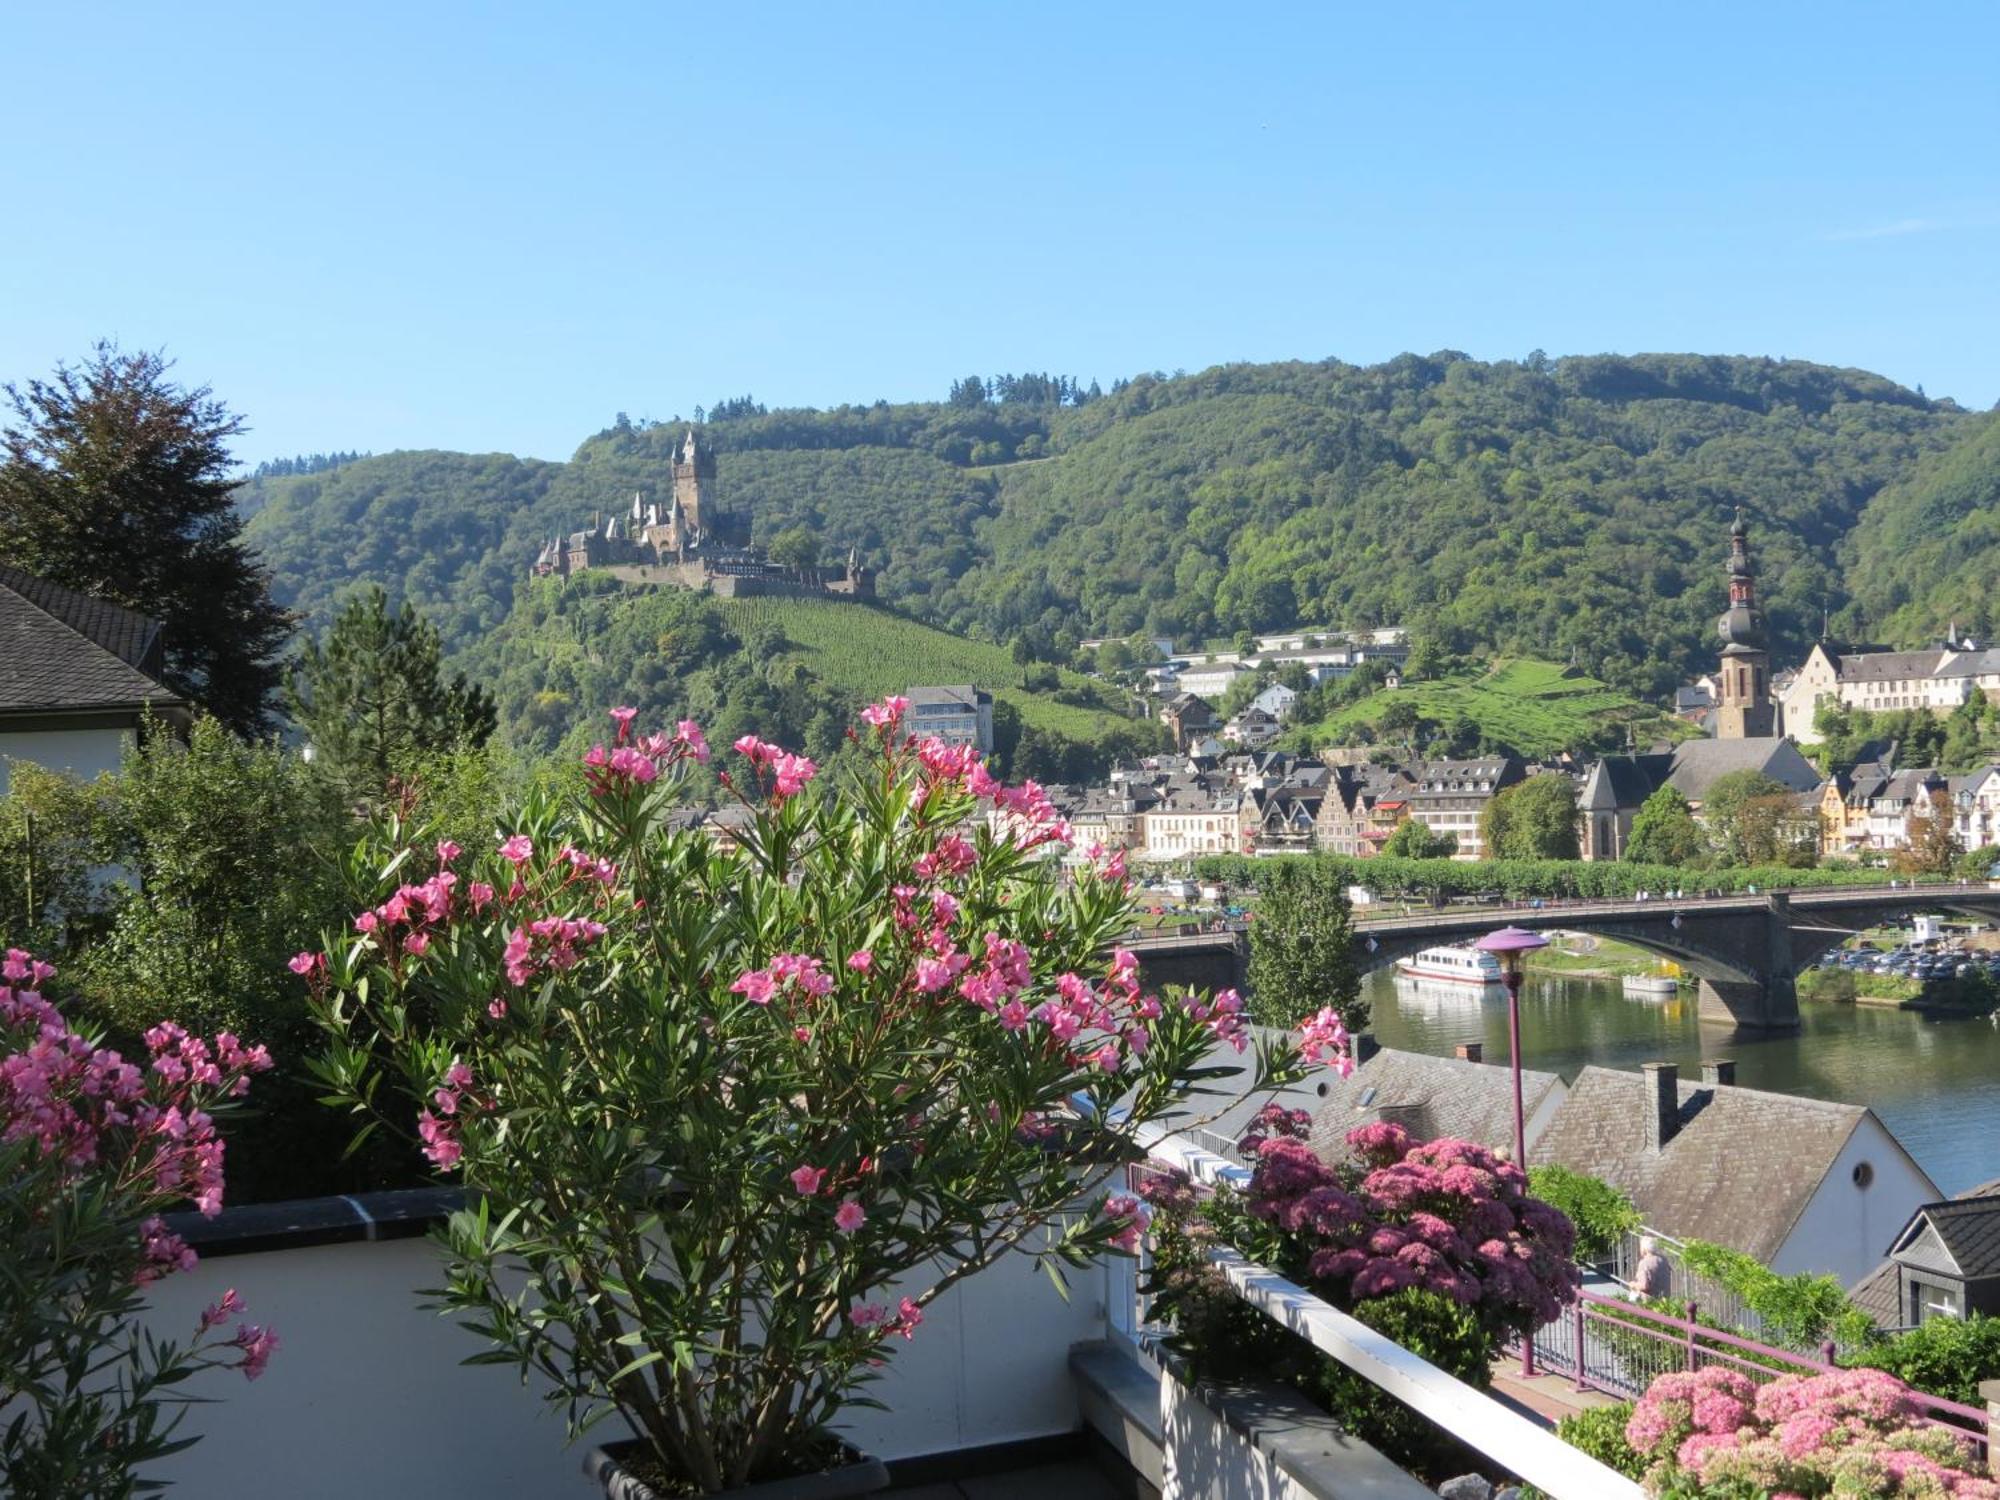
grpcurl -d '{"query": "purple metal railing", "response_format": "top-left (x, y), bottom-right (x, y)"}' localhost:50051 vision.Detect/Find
top-left (1508, 1290), bottom-right (1989, 1462)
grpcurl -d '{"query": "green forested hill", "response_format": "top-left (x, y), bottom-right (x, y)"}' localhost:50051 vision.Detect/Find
top-left (1841, 413), bottom-right (2000, 645)
top-left (455, 576), bottom-right (1158, 779)
top-left (239, 351), bottom-right (1982, 721)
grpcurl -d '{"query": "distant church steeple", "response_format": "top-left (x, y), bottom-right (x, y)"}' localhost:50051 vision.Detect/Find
top-left (1715, 508), bottom-right (1775, 739)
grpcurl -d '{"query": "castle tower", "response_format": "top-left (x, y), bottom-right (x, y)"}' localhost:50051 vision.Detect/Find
top-left (1715, 508), bottom-right (1775, 738)
top-left (672, 428), bottom-right (714, 540)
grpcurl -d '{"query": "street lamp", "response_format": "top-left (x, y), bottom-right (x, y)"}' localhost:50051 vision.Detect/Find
top-left (1475, 923), bottom-right (1550, 1379)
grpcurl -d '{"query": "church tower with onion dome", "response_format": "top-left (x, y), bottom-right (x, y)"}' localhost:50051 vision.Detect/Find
top-left (1714, 508), bottom-right (1775, 738)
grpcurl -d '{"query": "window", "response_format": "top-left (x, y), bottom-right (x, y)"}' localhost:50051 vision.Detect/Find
top-left (1909, 1277), bottom-right (1963, 1324)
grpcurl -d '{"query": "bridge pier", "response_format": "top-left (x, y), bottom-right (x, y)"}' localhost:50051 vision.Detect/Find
top-left (1696, 975), bottom-right (1799, 1032)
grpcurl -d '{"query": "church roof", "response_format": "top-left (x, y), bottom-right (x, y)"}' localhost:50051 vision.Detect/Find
top-left (1664, 737), bottom-right (1821, 800)
top-left (0, 566), bottom-right (182, 718)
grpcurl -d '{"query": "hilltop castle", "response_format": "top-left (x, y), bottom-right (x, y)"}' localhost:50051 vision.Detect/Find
top-left (531, 428), bottom-right (873, 600)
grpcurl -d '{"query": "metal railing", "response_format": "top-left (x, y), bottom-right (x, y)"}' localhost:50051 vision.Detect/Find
top-left (1136, 1125), bottom-right (1642, 1500)
top-left (1508, 1290), bottom-right (1990, 1465)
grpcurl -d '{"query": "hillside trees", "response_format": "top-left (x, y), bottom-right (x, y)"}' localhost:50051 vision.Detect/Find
top-left (1702, 771), bottom-right (1817, 868)
top-left (0, 344), bottom-right (294, 734)
top-left (1479, 773), bottom-right (1581, 860)
top-left (1624, 785), bottom-right (1707, 866)
top-left (289, 588), bottom-right (496, 804)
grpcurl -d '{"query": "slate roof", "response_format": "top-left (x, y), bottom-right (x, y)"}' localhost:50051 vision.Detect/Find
top-left (1310, 1048), bottom-right (1565, 1164)
top-left (907, 684), bottom-right (989, 708)
top-left (1529, 1065), bottom-right (1903, 1264)
top-left (1837, 651), bottom-right (1947, 684)
top-left (1580, 753), bottom-right (1673, 811)
top-left (0, 568), bottom-right (181, 718)
top-left (1851, 1177), bottom-right (2000, 1324)
top-left (1936, 648), bottom-right (2000, 679)
top-left (1664, 737), bottom-right (1822, 800)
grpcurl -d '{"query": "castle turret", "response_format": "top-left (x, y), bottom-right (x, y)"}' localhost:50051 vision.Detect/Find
top-left (1715, 509), bottom-right (1775, 738)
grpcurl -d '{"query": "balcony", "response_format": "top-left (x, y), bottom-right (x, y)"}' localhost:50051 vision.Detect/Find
top-left (137, 1126), bottom-right (1641, 1500)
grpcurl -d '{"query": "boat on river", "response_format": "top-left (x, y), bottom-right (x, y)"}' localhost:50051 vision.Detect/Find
top-left (1393, 944), bottom-right (1504, 987)
top-left (1622, 973), bottom-right (1680, 999)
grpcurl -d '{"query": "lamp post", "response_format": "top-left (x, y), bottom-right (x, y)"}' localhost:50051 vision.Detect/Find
top-left (1475, 924), bottom-right (1550, 1378)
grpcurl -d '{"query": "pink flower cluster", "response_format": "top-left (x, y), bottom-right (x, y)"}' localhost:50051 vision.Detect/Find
top-left (1223, 1111), bottom-right (1577, 1331)
top-left (416, 1060), bottom-right (479, 1170)
top-left (352, 866), bottom-right (466, 960)
top-left (2, 950), bottom-right (275, 1379)
top-left (1295, 1006), bottom-right (1356, 1077)
top-left (582, 708), bottom-right (711, 795)
top-left (731, 953), bottom-right (836, 1006)
top-left (732, 735), bottom-right (817, 800)
top-left (847, 1296), bottom-right (924, 1340)
top-left (859, 695), bottom-right (909, 731)
top-left (1099, 1193), bottom-right (1150, 1254)
top-left (1626, 1365), bottom-right (1998, 1497)
top-left (502, 915), bottom-right (609, 987)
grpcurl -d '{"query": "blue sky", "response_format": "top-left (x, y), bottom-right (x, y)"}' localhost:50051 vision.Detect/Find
top-left (2, 2), bottom-right (1994, 463)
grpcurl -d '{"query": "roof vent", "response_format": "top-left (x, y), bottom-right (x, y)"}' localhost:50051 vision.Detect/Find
top-left (1701, 1059), bottom-right (1736, 1086)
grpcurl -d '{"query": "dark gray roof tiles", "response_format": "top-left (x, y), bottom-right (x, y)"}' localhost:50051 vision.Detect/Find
top-left (1837, 651), bottom-right (1947, 684)
top-left (1310, 1048), bottom-right (1564, 1164)
top-left (0, 569), bottom-right (181, 717)
top-left (1529, 1065), bottom-right (1886, 1263)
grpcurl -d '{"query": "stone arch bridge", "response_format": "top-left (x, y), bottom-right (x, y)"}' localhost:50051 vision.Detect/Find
top-left (1124, 881), bottom-right (2000, 1032)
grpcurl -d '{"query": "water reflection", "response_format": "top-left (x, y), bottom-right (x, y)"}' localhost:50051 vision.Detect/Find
top-left (1363, 968), bottom-right (2000, 1196)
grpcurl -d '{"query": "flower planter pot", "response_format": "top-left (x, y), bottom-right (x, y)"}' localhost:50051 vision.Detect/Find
top-left (583, 1440), bottom-right (890, 1500)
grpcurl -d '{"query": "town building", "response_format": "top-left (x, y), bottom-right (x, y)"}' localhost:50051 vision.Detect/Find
top-left (1221, 705), bottom-right (1283, 749)
top-left (1949, 765), bottom-right (2000, 852)
top-left (1158, 693), bottom-right (1216, 752)
top-left (1530, 1061), bottom-right (1939, 1287)
top-left (1779, 637), bottom-right (2000, 743)
top-left (905, 685), bottom-right (994, 752)
top-left (1406, 757), bottom-right (1525, 860)
top-left (0, 565), bottom-right (186, 796)
top-left (1849, 1178), bottom-right (2000, 1327)
top-left (1576, 737), bottom-right (1822, 860)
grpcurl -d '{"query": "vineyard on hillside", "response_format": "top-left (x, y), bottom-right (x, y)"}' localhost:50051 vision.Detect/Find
top-left (720, 598), bottom-right (1138, 743)
top-left (1290, 658), bottom-right (1690, 759)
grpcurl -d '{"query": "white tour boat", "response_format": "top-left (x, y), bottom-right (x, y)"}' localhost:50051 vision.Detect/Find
top-left (1393, 943), bottom-right (1505, 987)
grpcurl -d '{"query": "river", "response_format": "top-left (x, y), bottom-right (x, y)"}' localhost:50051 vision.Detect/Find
top-left (1362, 967), bottom-right (2000, 1197)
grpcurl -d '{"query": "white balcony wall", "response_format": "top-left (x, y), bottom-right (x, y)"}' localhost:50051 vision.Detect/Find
top-left (139, 1231), bottom-right (1110, 1499)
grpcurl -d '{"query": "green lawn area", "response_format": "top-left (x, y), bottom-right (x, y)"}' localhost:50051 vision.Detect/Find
top-left (719, 598), bottom-right (1139, 743)
top-left (1288, 658), bottom-right (1688, 759)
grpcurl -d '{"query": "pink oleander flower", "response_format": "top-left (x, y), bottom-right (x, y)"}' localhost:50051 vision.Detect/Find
top-left (675, 719), bottom-right (710, 762)
top-left (1296, 1005), bottom-right (1354, 1074)
top-left (847, 1301), bottom-right (889, 1329)
top-left (859, 695), bottom-right (909, 730)
top-left (790, 1164), bottom-right (826, 1196)
top-left (609, 705), bottom-right (638, 740)
top-left (893, 1297), bottom-right (924, 1339)
top-left (731, 968), bottom-right (777, 1005)
top-left (287, 950), bottom-right (323, 977)
top-left (417, 1109), bottom-right (462, 1169)
top-left (834, 1198), bottom-right (866, 1233)
top-left (230, 1322), bottom-right (279, 1380)
top-left (733, 735), bottom-right (777, 769)
top-left (499, 834), bottom-right (533, 865)
top-left (846, 950), bottom-right (874, 972)
top-left (435, 839), bottom-right (462, 865)
top-left (199, 1287), bottom-right (246, 1331)
top-left (771, 752), bottom-right (817, 799)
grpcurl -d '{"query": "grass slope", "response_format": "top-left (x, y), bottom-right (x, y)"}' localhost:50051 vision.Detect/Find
top-left (1288, 658), bottom-right (1686, 758)
top-left (719, 597), bottom-right (1137, 742)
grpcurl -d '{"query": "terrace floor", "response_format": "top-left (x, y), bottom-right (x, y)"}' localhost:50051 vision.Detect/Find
top-left (892, 1457), bottom-right (1126, 1500)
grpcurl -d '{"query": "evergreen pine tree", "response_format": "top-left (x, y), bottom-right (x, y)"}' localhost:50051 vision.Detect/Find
top-left (288, 588), bottom-right (496, 804)
top-left (0, 343), bottom-right (295, 735)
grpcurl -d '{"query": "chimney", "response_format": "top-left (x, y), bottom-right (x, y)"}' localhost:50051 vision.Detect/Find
top-left (1453, 1042), bottom-right (1484, 1063)
top-left (1701, 1059), bottom-right (1736, 1087)
top-left (1353, 1032), bottom-right (1381, 1066)
top-left (1642, 1063), bottom-right (1680, 1153)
